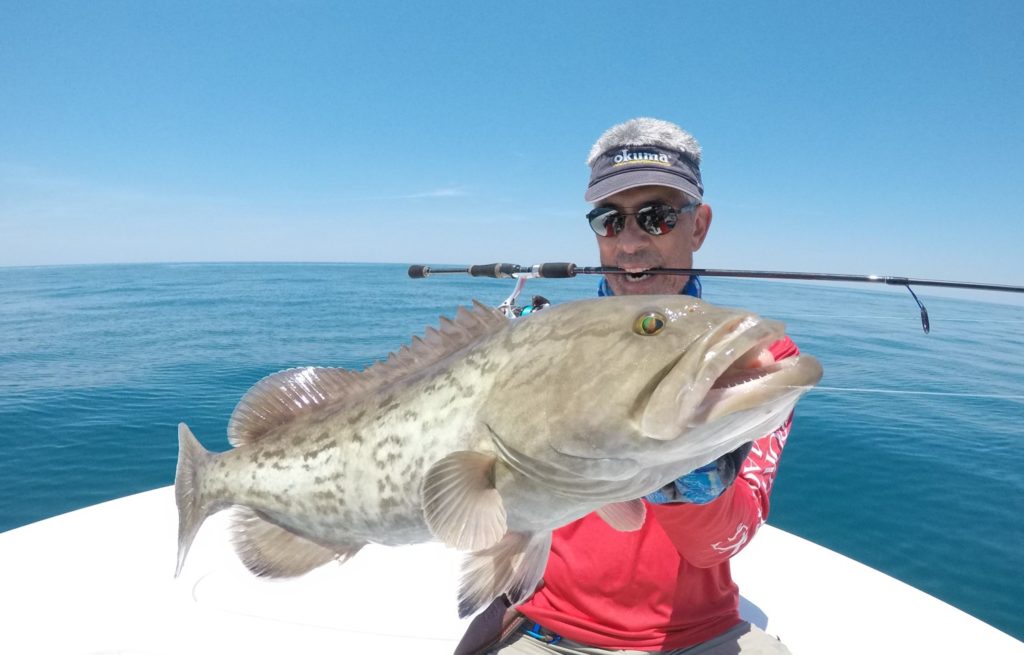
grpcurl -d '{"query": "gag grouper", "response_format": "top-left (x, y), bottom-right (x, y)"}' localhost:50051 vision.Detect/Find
top-left (174, 295), bottom-right (822, 616)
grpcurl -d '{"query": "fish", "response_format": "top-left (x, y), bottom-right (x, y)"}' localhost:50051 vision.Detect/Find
top-left (174, 295), bottom-right (822, 616)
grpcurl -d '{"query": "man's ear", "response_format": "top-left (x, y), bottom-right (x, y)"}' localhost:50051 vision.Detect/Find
top-left (691, 203), bottom-right (712, 251)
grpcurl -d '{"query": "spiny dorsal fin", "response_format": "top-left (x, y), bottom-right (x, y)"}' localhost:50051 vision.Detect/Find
top-left (227, 301), bottom-right (505, 447)
top-left (228, 366), bottom-right (363, 446)
top-left (361, 300), bottom-right (506, 387)
top-left (230, 508), bottom-right (362, 577)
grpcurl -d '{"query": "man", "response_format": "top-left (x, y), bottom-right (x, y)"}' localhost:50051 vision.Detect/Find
top-left (457, 118), bottom-right (797, 655)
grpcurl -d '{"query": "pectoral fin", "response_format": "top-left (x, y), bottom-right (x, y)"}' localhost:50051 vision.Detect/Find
top-left (422, 451), bottom-right (507, 551)
top-left (458, 531), bottom-right (552, 618)
top-left (596, 499), bottom-right (647, 531)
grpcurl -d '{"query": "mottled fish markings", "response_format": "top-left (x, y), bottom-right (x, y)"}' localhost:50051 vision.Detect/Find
top-left (174, 296), bottom-right (822, 617)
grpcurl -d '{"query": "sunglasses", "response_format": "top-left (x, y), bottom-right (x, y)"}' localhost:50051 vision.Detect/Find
top-left (586, 201), bottom-right (700, 238)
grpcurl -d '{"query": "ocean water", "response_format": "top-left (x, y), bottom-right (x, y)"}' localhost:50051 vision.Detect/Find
top-left (0, 263), bottom-right (1021, 640)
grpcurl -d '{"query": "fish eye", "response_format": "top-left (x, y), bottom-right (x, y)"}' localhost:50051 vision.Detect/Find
top-left (634, 312), bottom-right (666, 336)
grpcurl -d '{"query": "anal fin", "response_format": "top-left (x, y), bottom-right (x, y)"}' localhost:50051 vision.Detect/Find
top-left (231, 508), bottom-right (362, 577)
top-left (457, 531), bottom-right (552, 618)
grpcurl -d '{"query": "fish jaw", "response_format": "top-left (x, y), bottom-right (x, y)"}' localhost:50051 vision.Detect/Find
top-left (640, 314), bottom-right (789, 440)
top-left (634, 317), bottom-right (822, 474)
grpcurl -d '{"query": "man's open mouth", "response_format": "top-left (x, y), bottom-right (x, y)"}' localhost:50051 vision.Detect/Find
top-left (624, 267), bottom-right (654, 282)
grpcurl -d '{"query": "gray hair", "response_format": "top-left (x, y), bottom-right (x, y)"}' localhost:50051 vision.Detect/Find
top-left (587, 117), bottom-right (702, 167)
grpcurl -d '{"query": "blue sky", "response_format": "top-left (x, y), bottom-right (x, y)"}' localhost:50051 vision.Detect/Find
top-left (1, 0), bottom-right (1021, 288)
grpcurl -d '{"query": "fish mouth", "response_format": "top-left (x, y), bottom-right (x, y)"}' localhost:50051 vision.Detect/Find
top-left (692, 341), bottom-right (822, 426)
top-left (641, 315), bottom-right (822, 440)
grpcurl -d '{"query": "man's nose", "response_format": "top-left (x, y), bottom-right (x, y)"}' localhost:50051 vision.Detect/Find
top-left (614, 216), bottom-right (651, 253)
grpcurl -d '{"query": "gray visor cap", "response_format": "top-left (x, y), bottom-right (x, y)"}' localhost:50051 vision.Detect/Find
top-left (585, 146), bottom-right (703, 203)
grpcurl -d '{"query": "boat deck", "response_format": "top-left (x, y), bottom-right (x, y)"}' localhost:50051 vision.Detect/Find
top-left (1, 487), bottom-right (1020, 654)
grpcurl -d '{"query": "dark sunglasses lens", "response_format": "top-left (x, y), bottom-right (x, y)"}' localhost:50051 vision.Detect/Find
top-left (587, 207), bottom-right (623, 237)
top-left (637, 205), bottom-right (678, 235)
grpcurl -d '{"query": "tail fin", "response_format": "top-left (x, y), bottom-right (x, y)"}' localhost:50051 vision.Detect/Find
top-left (175, 422), bottom-right (216, 577)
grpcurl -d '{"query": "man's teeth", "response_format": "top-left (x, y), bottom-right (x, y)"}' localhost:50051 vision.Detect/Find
top-left (626, 271), bottom-right (651, 281)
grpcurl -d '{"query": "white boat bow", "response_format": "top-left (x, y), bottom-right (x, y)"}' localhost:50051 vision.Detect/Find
top-left (1, 487), bottom-right (1020, 654)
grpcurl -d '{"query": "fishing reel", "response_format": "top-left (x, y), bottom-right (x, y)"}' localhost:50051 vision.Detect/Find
top-left (495, 276), bottom-right (551, 319)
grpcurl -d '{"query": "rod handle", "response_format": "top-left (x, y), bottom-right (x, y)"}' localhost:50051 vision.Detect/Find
top-left (537, 262), bottom-right (576, 278)
top-left (468, 263), bottom-right (519, 278)
top-left (408, 265), bottom-right (430, 278)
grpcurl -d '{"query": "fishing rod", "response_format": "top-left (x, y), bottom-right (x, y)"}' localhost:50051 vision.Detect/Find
top-left (408, 263), bottom-right (1024, 334)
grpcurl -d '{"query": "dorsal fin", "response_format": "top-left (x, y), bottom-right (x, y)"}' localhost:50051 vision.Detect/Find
top-left (227, 301), bottom-right (506, 447)
top-left (361, 300), bottom-right (506, 387)
top-left (228, 366), bottom-right (363, 446)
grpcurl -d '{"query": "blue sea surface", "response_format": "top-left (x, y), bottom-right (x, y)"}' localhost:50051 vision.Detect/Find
top-left (1, 263), bottom-right (1021, 639)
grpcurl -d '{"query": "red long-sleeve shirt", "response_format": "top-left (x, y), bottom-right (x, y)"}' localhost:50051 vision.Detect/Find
top-left (516, 337), bottom-right (799, 651)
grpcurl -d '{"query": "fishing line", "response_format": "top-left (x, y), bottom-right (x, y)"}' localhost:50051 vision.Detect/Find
top-left (750, 314), bottom-right (1023, 324)
top-left (808, 386), bottom-right (1024, 401)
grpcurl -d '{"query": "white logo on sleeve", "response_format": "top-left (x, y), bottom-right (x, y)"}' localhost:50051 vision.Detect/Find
top-left (711, 523), bottom-right (750, 557)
